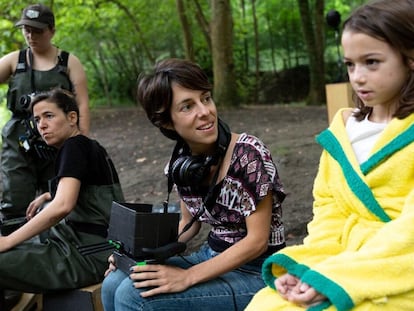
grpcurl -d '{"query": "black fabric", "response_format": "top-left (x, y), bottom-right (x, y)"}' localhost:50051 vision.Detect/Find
top-left (15, 50), bottom-right (27, 73)
top-left (208, 230), bottom-right (285, 255)
top-left (66, 220), bottom-right (108, 238)
top-left (55, 135), bottom-right (119, 186)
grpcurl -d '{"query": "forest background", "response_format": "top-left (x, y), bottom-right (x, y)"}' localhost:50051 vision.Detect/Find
top-left (0, 0), bottom-right (366, 114)
top-left (0, 0), bottom-right (366, 246)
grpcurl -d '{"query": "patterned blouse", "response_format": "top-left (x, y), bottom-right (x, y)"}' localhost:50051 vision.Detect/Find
top-left (177, 133), bottom-right (285, 252)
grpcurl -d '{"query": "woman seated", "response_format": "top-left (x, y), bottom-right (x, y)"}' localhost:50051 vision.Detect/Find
top-left (0, 88), bottom-right (124, 296)
top-left (101, 58), bottom-right (286, 311)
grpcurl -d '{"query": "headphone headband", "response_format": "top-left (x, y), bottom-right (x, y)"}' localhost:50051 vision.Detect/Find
top-left (167, 118), bottom-right (231, 189)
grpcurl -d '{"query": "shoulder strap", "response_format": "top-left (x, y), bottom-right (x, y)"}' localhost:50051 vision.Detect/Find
top-left (58, 50), bottom-right (69, 69)
top-left (15, 49), bottom-right (28, 73)
top-left (57, 50), bottom-right (74, 92)
top-left (15, 48), bottom-right (70, 74)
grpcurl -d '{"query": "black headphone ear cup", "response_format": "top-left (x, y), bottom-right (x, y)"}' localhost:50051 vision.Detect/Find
top-left (171, 156), bottom-right (188, 187)
top-left (171, 155), bottom-right (210, 187)
top-left (186, 160), bottom-right (209, 185)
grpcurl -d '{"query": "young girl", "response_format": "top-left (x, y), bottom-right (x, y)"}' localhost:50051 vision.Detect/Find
top-left (101, 58), bottom-right (286, 310)
top-left (0, 88), bottom-right (124, 303)
top-left (247, 0), bottom-right (414, 310)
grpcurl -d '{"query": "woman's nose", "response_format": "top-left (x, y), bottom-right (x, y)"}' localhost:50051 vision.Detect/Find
top-left (36, 118), bottom-right (46, 129)
top-left (196, 101), bottom-right (209, 116)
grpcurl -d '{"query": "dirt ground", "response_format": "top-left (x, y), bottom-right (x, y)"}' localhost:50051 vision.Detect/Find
top-left (89, 104), bottom-right (329, 251)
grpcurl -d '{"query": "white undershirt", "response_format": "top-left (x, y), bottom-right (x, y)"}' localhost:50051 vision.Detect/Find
top-left (346, 114), bottom-right (387, 164)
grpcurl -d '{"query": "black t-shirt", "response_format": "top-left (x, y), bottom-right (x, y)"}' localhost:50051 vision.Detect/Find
top-left (50, 135), bottom-right (119, 197)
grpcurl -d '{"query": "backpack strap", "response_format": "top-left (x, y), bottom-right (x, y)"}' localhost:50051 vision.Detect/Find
top-left (57, 50), bottom-right (74, 92)
top-left (57, 50), bottom-right (69, 69)
top-left (15, 49), bottom-right (28, 73)
top-left (14, 48), bottom-right (70, 74)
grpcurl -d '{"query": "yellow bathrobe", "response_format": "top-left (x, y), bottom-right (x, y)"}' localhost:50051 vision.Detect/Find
top-left (247, 109), bottom-right (414, 310)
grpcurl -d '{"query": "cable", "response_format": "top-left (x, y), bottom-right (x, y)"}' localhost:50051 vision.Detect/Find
top-left (176, 158), bottom-right (222, 239)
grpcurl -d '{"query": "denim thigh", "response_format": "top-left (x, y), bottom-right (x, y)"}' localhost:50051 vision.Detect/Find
top-left (101, 244), bottom-right (264, 311)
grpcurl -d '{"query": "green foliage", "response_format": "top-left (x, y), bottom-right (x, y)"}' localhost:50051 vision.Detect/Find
top-left (0, 86), bottom-right (11, 145)
top-left (0, 0), bottom-right (363, 107)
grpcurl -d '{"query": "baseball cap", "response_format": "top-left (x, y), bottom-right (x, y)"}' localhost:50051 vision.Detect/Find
top-left (15, 4), bottom-right (55, 29)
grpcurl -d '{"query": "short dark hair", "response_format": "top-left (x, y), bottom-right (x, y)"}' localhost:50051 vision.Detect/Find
top-left (137, 58), bottom-right (212, 130)
top-left (31, 88), bottom-right (80, 126)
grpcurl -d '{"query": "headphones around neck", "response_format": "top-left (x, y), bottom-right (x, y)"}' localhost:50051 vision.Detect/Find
top-left (168, 118), bottom-right (231, 188)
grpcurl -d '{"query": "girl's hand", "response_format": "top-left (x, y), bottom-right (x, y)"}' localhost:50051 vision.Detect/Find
top-left (275, 273), bottom-right (301, 299)
top-left (275, 273), bottom-right (327, 307)
top-left (275, 274), bottom-right (327, 307)
top-left (289, 282), bottom-right (327, 307)
top-left (130, 263), bottom-right (191, 297)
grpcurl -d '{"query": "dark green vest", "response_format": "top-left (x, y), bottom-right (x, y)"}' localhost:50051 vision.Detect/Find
top-left (6, 48), bottom-right (73, 114)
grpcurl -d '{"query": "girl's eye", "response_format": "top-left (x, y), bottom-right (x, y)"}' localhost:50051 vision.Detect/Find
top-left (344, 61), bottom-right (353, 69)
top-left (366, 59), bottom-right (379, 66)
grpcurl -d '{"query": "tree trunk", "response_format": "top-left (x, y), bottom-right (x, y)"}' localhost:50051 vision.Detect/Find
top-left (192, 0), bottom-right (212, 53)
top-left (297, 0), bottom-right (326, 105)
top-left (251, 0), bottom-right (259, 104)
top-left (211, 0), bottom-right (239, 107)
top-left (240, 0), bottom-right (249, 72)
top-left (176, 0), bottom-right (195, 61)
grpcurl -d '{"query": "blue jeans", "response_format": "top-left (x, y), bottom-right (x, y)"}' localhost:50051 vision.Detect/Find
top-left (101, 243), bottom-right (265, 311)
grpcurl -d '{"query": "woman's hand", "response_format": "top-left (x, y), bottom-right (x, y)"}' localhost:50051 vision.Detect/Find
top-left (130, 263), bottom-right (191, 298)
top-left (275, 273), bottom-right (327, 307)
top-left (104, 254), bottom-right (117, 277)
top-left (26, 192), bottom-right (51, 219)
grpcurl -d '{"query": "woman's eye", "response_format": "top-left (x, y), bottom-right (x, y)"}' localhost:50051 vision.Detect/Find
top-left (180, 103), bottom-right (191, 112)
top-left (201, 95), bottom-right (212, 104)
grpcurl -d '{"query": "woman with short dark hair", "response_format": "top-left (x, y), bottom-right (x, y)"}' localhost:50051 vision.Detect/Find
top-left (101, 58), bottom-right (286, 311)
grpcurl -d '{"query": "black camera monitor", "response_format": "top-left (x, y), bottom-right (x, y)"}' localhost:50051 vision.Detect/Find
top-left (108, 202), bottom-right (185, 273)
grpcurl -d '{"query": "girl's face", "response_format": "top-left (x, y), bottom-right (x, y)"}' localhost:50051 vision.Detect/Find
top-left (342, 30), bottom-right (411, 121)
top-left (168, 83), bottom-right (218, 155)
top-left (33, 100), bottom-right (79, 148)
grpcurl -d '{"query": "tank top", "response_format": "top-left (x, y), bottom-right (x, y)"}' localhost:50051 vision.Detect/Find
top-left (6, 48), bottom-right (73, 115)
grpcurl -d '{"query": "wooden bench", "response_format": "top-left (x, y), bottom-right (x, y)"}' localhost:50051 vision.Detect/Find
top-left (5, 283), bottom-right (103, 311)
top-left (42, 283), bottom-right (103, 311)
top-left (11, 293), bottom-right (42, 311)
